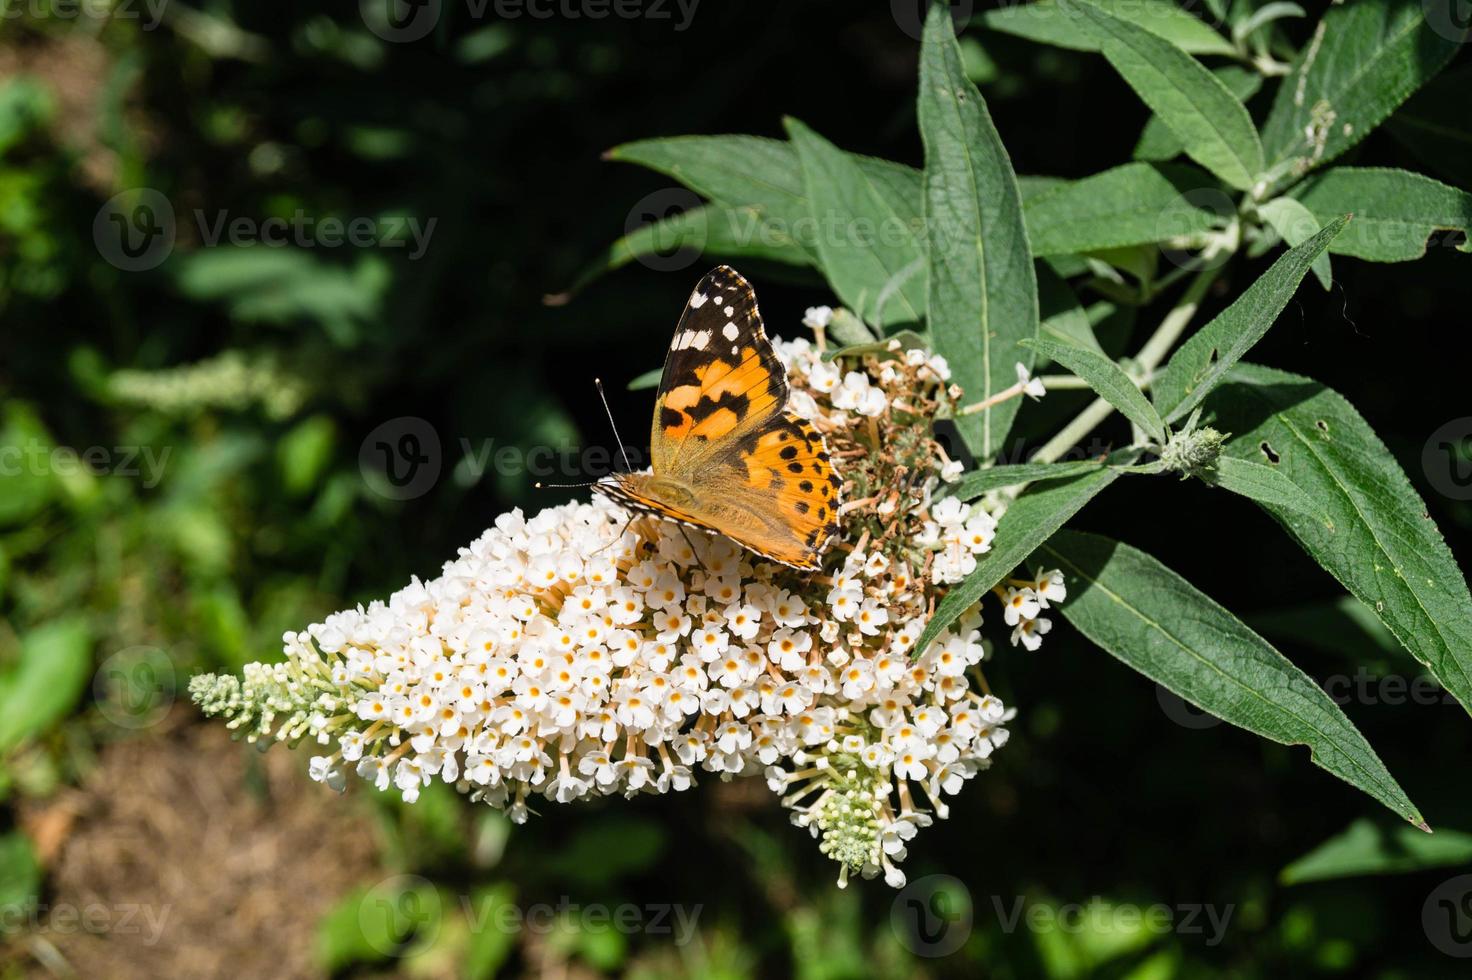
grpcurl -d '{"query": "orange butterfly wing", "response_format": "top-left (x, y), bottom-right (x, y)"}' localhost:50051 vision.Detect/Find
top-left (595, 266), bottom-right (840, 570)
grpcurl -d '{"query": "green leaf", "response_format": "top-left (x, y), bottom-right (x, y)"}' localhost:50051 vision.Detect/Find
top-left (1231, 2), bottom-right (1306, 47)
top-left (1022, 336), bottom-right (1165, 443)
top-left (605, 136), bottom-right (812, 253)
top-left (1256, 197), bottom-right (1332, 289)
top-left (821, 329), bottom-right (928, 363)
top-left (1135, 66), bottom-right (1263, 163)
top-left (1259, 0), bottom-right (1467, 188)
top-left (0, 832), bottom-right (40, 932)
top-left (982, 0), bottom-right (1235, 56)
top-left (1207, 455), bottom-right (1326, 522)
top-left (1250, 596), bottom-right (1400, 661)
top-left (918, 5), bottom-right (1038, 459)
top-left (1036, 263), bottom-right (1102, 357)
top-left (1281, 819), bottom-right (1472, 885)
top-left (605, 135), bottom-right (925, 268)
top-left (1024, 163), bottom-right (1221, 256)
top-left (1207, 363), bottom-right (1472, 720)
top-left (626, 367), bottom-right (662, 391)
top-left (1385, 64), bottom-right (1472, 191)
top-left (1041, 530), bottom-right (1422, 827)
top-left (785, 118), bottom-right (926, 328)
top-left (463, 884), bottom-right (519, 980)
top-left (1292, 167), bottom-right (1472, 263)
top-left (277, 414), bottom-right (337, 498)
top-left (1152, 215), bottom-right (1347, 424)
top-left (568, 202), bottom-right (813, 295)
top-left (0, 617), bottom-right (92, 753)
top-left (915, 465), bottom-right (1125, 657)
top-left (945, 459), bottom-right (1106, 501)
top-left (0, 403), bottom-right (55, 527)
top-left (1064, 0), bottom-right (1263, 190)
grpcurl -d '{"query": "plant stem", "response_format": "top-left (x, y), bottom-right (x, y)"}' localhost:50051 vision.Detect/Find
top-left (1027, 258), bottom-right (1228, 468)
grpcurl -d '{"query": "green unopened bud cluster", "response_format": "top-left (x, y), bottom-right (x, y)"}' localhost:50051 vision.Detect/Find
top-left (191, 658), bottom-right (333, 745)
top-left (1160, 424), bottom-right (1226, 479)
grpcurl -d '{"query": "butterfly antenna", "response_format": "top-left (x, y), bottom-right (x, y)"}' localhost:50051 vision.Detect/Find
top-left (594, 378), bottom-right (634, 473)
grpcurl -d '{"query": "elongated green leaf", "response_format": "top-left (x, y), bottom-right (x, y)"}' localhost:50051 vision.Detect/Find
top-left (569, 203), bottom-right (813, 295)
top-left (1041, 530), bottom-right (1422, 827)
top-left (1282, 819), bottom-right (1472, 885)
top-left (627, 367), bottom-right (662, 391)
top-left (606, 135), bottom-right (810, 246)
top-left (1232, 2), bottom-right (1305, 47)
top-left (1036, 262), bottom-right (1102, 360)
top-left (1257, 197), bottom-right (1332, 289)
top-left (1250, 596), bottom-right (1400, 661)
top-left (1209, 455), bottom-right (1325, 521)
top-left (0, 832), bottom-right (40, 926)
top-left (915, 465), bottom-right (1124, 657)
top-left (946, 459), bottom-right (1106, 500)
top-left (1136, 66), bottom-right (1263, 162)
top-left (1385, 64), bottom-right (1472, 191)
top-left (606, 136), bottom-right (925, 265)
top-left (1207, 363), bottom-right (1472, 719)
top-left (1065, 0), bottom-right (1263, 190)
top-left (983, 0), bottom-right (1235, 56)
top-left (821, 329), bottom-right (927, 363)
top-left (1152, 215), bottom-right (1347, 423)
top-left (785, 118), bottom-right (926, 328)
top-left (1023, 336), bottom-right (1164, 443)
top-left (919, 6), bottom-right (1038, 459)
top-left (0, 617), bottom-right (92, 752)
top-left (1259, 0), bottom-right (1467, 188)
top-left (1293, 167), bottom-right (1472, 263)
top-left (1024, 163), bottom-right (1219, 256)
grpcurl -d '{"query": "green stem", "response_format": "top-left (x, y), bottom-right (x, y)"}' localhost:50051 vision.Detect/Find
top-left (1026, 257), bottom-right (1230, 470)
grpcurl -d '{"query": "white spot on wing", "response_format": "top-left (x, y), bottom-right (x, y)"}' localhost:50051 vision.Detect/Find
top-left (674, 329), bottom-right (710, 350)
top-left (722, 321), bottom-right (739, 341)
top-left (724, 305), bottom-right (734, 317)
top-left (689, 292), bottom-right (708, 308)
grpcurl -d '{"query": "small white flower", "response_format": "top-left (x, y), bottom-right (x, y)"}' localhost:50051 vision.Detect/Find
top-left (803, 305), bottom-right (834, 330)
top-left (1015, 361), bottom-right (1046, 400)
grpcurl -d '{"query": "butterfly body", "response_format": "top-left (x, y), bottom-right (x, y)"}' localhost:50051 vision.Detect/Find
top-left (594, 266), bottom-right (840, 571)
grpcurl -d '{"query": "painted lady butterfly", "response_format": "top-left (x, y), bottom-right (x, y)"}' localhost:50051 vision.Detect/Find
top-left (595, 266), bottom-right (841, 571)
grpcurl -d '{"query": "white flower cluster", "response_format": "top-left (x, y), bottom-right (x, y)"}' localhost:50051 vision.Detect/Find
top-left (192, 328), bottom-right (1067, 889)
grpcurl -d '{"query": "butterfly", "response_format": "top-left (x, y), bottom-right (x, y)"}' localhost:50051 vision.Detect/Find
top-left (594, 266), bottom-right (842, 571)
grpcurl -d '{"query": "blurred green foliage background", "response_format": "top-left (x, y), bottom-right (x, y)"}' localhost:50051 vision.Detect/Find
top-left (2, 2), bottom-right (1472, 977)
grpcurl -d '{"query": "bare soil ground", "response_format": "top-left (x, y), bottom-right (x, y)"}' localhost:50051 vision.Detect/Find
top-left (13, 717), bottom-right (385, 980)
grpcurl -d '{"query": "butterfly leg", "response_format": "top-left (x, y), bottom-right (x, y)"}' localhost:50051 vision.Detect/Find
top-left (673, 523), bottom-right (712, 573)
